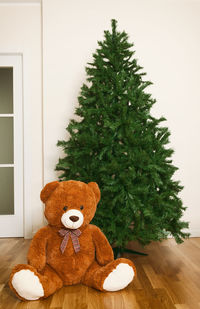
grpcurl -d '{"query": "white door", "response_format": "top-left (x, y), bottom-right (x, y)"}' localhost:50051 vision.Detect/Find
top-left (0, 55), bottom-right (23, 237)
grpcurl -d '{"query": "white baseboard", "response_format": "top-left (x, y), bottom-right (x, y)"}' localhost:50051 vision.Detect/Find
top-left (187, 228), bottom-right (200, 237)
top-left (167, 228), bottom-right (200, 239)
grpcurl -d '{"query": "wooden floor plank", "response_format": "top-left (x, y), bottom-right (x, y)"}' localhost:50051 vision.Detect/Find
top-left (0, 237), bottom-right (200, 309)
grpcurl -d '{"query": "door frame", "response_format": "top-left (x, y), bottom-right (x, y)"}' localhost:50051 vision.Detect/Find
top-left (0, 53), bottom-right (34, 238)
top-left (0, 54), bottom-right (24, 237)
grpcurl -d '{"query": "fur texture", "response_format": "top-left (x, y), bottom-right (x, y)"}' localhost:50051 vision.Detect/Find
top-left (9, 180), bottom-right (136, 301)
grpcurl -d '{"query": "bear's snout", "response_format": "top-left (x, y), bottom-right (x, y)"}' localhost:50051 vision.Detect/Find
top-left (69, 216), bottom-right (79, 222)
top-left (61, 209), bottom-right (84, 229)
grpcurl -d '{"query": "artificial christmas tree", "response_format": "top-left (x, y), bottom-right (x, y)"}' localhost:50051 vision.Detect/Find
top-left (56, 20), bottom-right (189, 254)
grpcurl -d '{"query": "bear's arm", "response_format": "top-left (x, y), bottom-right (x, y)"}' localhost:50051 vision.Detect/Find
top-left (91, 225), bottom-right (114, 266)
top-left (27, 226), bottom-right (49, 272)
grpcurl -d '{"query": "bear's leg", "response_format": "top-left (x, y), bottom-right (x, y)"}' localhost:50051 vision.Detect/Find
top-left (82, 258), bottom-right (136, 292)
top-left (9, 264), bottom-right (63, 301)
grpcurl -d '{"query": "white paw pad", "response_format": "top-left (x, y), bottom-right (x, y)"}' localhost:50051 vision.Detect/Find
top-left (103, 263), bottom-right (134, 291)
top-left (12, 269), bottom-right (44, 300)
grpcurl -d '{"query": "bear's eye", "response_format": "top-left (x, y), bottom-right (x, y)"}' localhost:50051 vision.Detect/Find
top-left (80, 205), bottom-right (84, 210)
top-left (63, 206), bottom-right (68, 211)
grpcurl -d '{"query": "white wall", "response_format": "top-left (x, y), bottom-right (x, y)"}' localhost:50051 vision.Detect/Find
top-left (0, 1), bottom-right (43, 237)
top-left (3, 1), bottom-right (199, 238)
top-left (2, 0), bottom-right (199, 238)
top-left (43, 0), bottom-right (200, 237)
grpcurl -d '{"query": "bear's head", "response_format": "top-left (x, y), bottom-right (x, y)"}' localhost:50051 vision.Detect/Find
top-left (40, 180), bottom-right (100, 229)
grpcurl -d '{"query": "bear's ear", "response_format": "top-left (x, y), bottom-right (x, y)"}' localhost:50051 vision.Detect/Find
top-left (88, 182), bottom-right (101, 204)
top-left (40, 181), bottom-right (60, 203)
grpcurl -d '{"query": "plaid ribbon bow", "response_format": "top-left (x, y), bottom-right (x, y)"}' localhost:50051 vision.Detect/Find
top-left (58, 228), bottom-right (81, 254)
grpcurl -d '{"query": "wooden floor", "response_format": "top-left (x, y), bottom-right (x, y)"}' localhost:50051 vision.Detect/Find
top-left (0, 238), bottom-right (200, 309)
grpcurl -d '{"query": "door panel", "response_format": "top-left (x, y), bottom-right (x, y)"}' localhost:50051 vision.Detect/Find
top-left (0, 117), bottom-right (14, 164)
top-left (0, 67), bottom-right (13, 114)
top-left (0, 167), bottom-right (14, 215)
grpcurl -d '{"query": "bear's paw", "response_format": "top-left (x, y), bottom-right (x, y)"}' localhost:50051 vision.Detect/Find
top-left (12, 269), bottom-right (44, 300)
top-left (103, 263), bottom-right (134, 291)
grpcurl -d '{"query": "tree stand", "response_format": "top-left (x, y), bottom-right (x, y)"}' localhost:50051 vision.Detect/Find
top-left (113, 247), bottom-right (148, 259)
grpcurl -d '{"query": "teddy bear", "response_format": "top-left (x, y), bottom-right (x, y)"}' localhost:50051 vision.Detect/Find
top-left (9, 180), bottom-right (136, 301)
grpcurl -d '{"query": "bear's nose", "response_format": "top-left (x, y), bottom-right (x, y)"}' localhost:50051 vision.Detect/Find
top-left (69, 216), bottom-right (79, 222)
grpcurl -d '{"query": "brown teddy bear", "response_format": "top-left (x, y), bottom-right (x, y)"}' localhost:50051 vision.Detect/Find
top-left (9, 180), bottom-right (136, 301)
